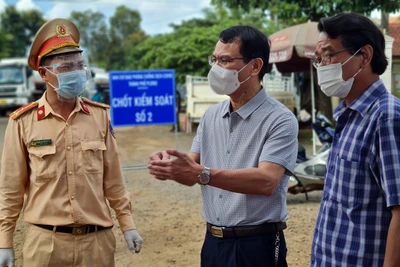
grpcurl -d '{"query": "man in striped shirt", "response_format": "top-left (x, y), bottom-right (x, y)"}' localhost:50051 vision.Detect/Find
top-left (311, 13), bottom-right (400, 267)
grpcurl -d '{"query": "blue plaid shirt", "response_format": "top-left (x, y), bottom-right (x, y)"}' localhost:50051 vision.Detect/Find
top-left (311, 80), bottom-right (400, 267)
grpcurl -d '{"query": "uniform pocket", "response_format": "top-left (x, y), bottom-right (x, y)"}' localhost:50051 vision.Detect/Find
top-left (28, 145), bottom-right (57, 183)
top-left (81, 140), bottom-right (106, 173)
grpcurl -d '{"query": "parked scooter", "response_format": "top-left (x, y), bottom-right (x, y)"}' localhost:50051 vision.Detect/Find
top-left (288, 112), bottom-right (335, 200)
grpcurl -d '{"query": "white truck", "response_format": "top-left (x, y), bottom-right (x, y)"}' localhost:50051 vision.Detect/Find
top-left (184, 71), bottom-right (298, 133)
top-left (0, 58), bottom-right (40, 115)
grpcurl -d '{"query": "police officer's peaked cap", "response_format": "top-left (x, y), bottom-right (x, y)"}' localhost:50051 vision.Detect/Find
top-left (28, 18), bottom-right (83, 71)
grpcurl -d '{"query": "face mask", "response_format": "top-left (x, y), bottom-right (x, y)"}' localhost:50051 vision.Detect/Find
top-left (207, 62), bottom-right (252, 95)
top-left (47, 69), bottom-right (90, 99)
top-left (316, 48), bottom-right (362, 98)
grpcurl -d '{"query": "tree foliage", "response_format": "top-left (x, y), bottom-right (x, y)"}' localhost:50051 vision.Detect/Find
top-left (107, 5), bottom-right (147, 70)
top-left (127, 7), bottom-right (278, 84)
top-left (69, 10), bottom-right (109, 65)
top-left (0, 6), bottom-right (45, 57)
top-left (212, 0), bottom-right (400, 23)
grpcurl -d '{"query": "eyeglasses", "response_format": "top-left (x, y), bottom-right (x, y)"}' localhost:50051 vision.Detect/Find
top-left (43, 61), bottom-right (88, 73)
top-left (312, 48), bottom-right (353, 68)
top-left (208, 55), bottom-right (251, 66)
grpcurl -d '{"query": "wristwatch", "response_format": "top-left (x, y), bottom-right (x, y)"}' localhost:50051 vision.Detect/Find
top-left (198, 166), bottom-right (211, 185)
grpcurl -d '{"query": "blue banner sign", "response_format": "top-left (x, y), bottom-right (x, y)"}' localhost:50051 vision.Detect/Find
top-left (109, 69), bottom-right (176, 127)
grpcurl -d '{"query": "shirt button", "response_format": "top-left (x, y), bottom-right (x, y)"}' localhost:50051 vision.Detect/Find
top-left (216, 217), bottom-right (220, 221)
top-left (69, 171), bottom-right (73, 175)
top-left (67, 147), bottom-right (71, 150)
top-left (336, 133), bottom-right (340, 138)
top-left (219, 195), bottom-right (223, 199)
top-left (75, 220), bottom-right (79, 224)
top-left (227, 150), bottom-right (230, 154)
top-left (71, 196), bottom-right (75, 200)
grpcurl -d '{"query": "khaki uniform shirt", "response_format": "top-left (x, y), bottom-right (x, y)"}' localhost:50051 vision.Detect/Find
top-left (0, 94), bottom-right (135, 248)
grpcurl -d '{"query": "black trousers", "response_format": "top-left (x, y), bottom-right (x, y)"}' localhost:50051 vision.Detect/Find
top-left (201, 230), bottom-right (288, 267)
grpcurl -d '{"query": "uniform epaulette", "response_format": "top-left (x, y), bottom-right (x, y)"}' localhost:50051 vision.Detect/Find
top-left (81, 97), bottom-right (110, 109)
top-left (10, 102), bottom-right (39, 120)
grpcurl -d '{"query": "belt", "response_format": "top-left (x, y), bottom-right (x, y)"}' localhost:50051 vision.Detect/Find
top-left (33, 224), bottom-right (113, 235)
top-left (206, 221), bottom-right (287, 238)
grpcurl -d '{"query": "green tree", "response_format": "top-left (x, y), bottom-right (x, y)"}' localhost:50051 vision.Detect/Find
top-left (127, 7), bottom-right (277, 84)
top-left (212, 0), bottom-right (400, 23)
top-left (105, 5), bottom-right (147, 70)
top-left (0, 29), bottom-right (10, 58)
top-left (0, 6), bottom-right (45, 57)
top-left (69, 10), bottom-right (110, 66)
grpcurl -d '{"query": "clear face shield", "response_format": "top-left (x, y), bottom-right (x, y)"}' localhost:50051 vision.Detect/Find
top-left (43, 53), bottom-right (93, 103)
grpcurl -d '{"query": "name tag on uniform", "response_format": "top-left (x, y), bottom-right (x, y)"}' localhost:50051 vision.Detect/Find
top-left (30, 139), bottom-right (52, 147)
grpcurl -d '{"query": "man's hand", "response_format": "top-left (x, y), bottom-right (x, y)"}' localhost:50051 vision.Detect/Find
top-left (149, 150), bottom-right (170, 161)
top-left (148, 149), bottom-right (201, 185)
top-left (123, 230), bottom-right (143, 254)
top-left (0, 248), bottom-right (14, 267)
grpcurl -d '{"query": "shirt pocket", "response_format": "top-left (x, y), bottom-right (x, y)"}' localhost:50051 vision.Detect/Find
top-left (81, 140), bottom-right (106, 173)
top-left (329, 155), bottom-right (364, 206)
top-left (28, 145), bottom-right (57, 183)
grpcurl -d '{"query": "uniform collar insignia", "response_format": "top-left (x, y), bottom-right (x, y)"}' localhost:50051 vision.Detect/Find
top-left (37, 105), bottom-right (46, 120)
top-left (80, 100), bottom-right (90, 114)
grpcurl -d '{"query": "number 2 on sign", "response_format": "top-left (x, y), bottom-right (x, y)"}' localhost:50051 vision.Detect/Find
top-left (135, 109), bottom-right (153, 122)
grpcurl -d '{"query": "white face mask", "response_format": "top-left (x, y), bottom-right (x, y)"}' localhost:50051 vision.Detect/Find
top-left (316, 48), bottom-right (362, 98)
top-left (207, 61), bottom-right (252, 95)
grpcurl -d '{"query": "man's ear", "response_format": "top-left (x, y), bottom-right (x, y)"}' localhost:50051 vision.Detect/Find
top-left (359, 45), bottom-right (373, 68)
top-left (37, 67), bottom-right (48, 82)
top-left (251, 58), bottom-right (263, 77)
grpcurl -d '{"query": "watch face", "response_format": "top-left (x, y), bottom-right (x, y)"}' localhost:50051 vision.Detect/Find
top-left (199, 173), bottom-right (210, 185)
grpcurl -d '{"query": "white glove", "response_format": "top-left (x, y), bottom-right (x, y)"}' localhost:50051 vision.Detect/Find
top-left (123, 229), bottom-right (143, 254)
top-left (0, 248), bottom-right (15, 267)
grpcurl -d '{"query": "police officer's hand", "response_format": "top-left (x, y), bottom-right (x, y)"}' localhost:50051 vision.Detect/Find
top-left (0, 248), bottom-right (15, 267)
top-left (149, 150), bottom-right (170, 161)
top-left (123, 229), bottom-right (143, 254)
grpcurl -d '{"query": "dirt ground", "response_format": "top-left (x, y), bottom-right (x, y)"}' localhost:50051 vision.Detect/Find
top-left (10, 122), bottom-right (322, 267)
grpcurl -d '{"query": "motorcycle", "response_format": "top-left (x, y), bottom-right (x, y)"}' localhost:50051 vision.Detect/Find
top-left (288, 112), bottom-right (335, 200)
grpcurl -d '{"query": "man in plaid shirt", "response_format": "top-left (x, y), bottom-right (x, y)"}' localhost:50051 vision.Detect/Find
top-left (310, 13), bottom-right (400, 266)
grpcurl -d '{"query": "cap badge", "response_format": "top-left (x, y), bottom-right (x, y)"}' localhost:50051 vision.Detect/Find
top-left (55, 25), bottom-right (70, 37)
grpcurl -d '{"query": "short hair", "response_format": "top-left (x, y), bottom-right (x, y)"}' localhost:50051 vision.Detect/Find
top-left (219, 25), bottom-right (270, 80)
top-left (318, 12), bottom-right (388, 75)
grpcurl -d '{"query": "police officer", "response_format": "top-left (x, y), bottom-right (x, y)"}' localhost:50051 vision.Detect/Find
top-left (0, 18), bottom-right (142, 267)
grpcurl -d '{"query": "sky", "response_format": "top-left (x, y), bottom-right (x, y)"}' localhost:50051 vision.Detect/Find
top-left (0, 0), bottom-right (212, 35)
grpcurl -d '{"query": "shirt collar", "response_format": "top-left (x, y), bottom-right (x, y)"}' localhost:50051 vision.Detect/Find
top-left (36, 93), bottom-right (90, 120)
top-left (333, 79), bottom-right (386, 120)
top-left (222, 88), bottom-right (267, 119)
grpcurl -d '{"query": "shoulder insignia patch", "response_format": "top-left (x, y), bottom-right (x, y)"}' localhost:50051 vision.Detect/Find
top-left (10, 102), bottom-right (39, 120)
top-left (81, 97), bottom-right (110, 109)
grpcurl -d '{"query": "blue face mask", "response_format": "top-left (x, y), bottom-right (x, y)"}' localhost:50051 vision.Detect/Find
top-left (47, 69), bottom-right (90, 99)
